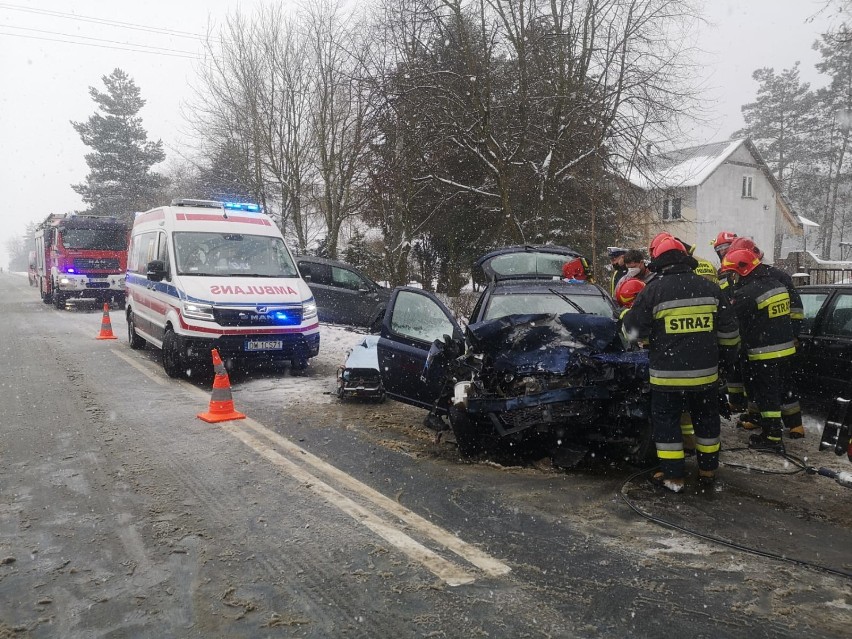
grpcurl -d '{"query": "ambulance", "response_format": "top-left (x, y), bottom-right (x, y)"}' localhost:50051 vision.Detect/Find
top-left (125, 199), bottom-right (319, 377)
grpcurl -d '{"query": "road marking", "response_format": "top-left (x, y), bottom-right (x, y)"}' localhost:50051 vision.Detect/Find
top-left (111, 349), bottom-right (510, 583)
top-left (242, 418), bottom-right (512, 578)
top-left (111, 349), bottom-right (167, 385)
top-left (221, 423), bottom-right (475, 586)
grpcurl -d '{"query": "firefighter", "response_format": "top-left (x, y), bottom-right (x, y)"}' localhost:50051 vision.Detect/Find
top-left (614, 277), bottom-right (646, 309)
top-left (562, 256), bottom-right (592, 283)
top-left (624, 233), bottom-right (739, 492)
top-left (607, 247), bottom-right (628, 297)
top-left (725, 236), bottom-right (805, 438)
top-left (710, 230), bottom-right (752, 413)
top-left (721, 248), bottom-right (797, 453)
top-left (616, 276), bottom-right (698, 456)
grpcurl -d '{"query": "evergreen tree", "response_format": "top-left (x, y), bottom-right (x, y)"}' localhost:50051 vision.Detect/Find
top-left (71, 68), bottom-right (166, 221)
top-left (734, 63), bottom-right (814, 190)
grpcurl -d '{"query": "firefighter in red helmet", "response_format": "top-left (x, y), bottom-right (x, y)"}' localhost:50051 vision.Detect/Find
top-left (724, 237), bottom-right (806, 439)
top-left (624, 233), bottom-right (739, 492)
top-left (614, 277), bottom-right (645, 308)
top-left (721, 248), bottom-right (797, 452)
top-left (562, 256), bottom-right (591, 283)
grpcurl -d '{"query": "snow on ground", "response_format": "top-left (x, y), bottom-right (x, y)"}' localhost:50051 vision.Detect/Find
top-left (235, 323), bottom-right (369, 408)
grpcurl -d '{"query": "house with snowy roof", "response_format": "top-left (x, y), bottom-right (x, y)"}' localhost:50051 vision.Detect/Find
top-left (625, 138), bottom-right (803, 264)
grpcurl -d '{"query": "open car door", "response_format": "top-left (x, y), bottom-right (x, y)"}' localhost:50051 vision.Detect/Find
top-left (376, 287), bottom-right (464, 413)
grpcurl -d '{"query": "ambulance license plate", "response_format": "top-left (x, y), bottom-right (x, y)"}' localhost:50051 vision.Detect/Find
top-left (245, 339), bottom-right (284, 352)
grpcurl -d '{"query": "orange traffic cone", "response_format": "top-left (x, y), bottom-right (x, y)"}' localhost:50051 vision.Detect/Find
top-left (197, 349), bottom-right (246, 423)
top-left (96, 302), bottom-right (118, 340)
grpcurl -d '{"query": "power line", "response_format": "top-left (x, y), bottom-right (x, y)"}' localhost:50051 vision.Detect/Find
top-left (0, 31), bottom-right (203, 60)
top-left (2, 24), bottom-right (205, 57)
top-left (0, 2), bottom-right (220, 42)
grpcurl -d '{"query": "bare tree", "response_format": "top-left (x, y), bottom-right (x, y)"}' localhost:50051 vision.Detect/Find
top-left (384, 0), bottom-right (702, 255)
top-left (306, 1), bottom-right (374, 259)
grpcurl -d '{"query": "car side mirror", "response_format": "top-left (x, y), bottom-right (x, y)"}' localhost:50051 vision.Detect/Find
top-left (146, 259), bottom-right (167, 282)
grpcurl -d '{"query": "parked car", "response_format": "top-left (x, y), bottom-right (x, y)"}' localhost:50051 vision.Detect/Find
top-left (374, 246), bottom-right (652, 464)
top-left (795, 284), bottom-right (852, 400)
top-left (296, 256), bottom-right (390, 330)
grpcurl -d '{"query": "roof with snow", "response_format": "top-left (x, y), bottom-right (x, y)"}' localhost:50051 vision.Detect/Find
top-left (626, 139), bottom-right (744, 190)
top-left (625, 138), bottom-right (801, 230)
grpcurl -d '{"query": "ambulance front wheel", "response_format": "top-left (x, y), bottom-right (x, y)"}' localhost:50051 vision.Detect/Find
top-left (162, 329), bottom-right (185, 378)
top-left (127, 310), bottom-right (146, 350)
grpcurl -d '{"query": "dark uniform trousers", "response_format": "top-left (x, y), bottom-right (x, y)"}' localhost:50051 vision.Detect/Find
top-left (652, 386), bottom-right (720, 479)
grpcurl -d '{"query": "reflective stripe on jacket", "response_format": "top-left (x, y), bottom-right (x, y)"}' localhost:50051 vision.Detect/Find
top-left (729, 265), bottom-right (796, 362)
top-left (623, 261), bottom-right (739, 391)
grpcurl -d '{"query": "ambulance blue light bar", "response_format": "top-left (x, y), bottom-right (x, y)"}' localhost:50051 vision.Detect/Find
top-left (223, 202), bottom-right (261, 213)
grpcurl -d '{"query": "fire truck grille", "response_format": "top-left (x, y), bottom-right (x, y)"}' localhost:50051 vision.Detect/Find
top-left (74, 258), bottom-right (120, 271)
top-left (213, 307), bottom-right (303, 327)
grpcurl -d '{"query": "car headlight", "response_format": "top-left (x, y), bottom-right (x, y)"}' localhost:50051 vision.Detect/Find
top-left (59, 277), bottom-right (70, 285)
top-left (182, 301), bottom-right (215, 321)
top-left (302, 301), bottom-right (317, 320)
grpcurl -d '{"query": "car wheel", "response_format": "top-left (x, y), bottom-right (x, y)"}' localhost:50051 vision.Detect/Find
top-left (448, 407), bottom-right (491, 458)
top-left (41, 288), bottom-right (52, 305)
top-left (127, 310), bottom-right (146, 350)
top-left (162, 329), bottom-right (185, 378)
top-left (53, 291), bottom-right (66, 310)
top-left (291, 358), bottom-right (308, 375)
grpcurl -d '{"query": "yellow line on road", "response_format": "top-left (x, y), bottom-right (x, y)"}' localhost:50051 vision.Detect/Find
top-left (221, 423), bottom-right (475, 586)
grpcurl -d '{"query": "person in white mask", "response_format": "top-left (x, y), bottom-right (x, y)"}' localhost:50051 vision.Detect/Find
top-left (616, 249), bottom-right (655, 291)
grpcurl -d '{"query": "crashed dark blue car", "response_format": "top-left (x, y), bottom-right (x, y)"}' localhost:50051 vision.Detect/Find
top-left (375, 246), bottom-right (652, 465)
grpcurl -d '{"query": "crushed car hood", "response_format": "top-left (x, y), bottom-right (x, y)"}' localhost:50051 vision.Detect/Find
top-left (465, 312), bottom-right (625, 375)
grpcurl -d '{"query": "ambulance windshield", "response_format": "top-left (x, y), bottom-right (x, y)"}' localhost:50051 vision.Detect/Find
top-left (173, 232), bottom-right (298, 277)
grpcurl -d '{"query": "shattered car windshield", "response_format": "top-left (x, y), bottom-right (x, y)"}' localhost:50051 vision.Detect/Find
top-left (483, 291), bottom-right (613, 320)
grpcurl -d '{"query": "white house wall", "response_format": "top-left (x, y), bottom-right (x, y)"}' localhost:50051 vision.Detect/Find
top-left (695, 145), bottom-right (777, 263)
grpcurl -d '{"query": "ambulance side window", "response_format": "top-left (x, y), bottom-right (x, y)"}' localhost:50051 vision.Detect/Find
top-left (129, 232), bottom-right (159, 273)
top-left (156, 232), bottom-right (171, 281)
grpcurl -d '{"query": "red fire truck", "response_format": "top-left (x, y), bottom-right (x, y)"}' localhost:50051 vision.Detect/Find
top-left (34, 213), bottom-right (129, 310)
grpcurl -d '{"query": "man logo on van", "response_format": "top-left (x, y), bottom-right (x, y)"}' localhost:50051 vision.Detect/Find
top-left (210, 285), bottom-right (299, 296)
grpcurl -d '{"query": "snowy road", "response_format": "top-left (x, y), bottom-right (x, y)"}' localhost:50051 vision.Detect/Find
top-left (0, 272), bottom-right (850, 638)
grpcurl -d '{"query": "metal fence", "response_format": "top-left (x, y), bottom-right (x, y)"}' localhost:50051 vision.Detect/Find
top-left (806, 268), bottom-right (852, 285)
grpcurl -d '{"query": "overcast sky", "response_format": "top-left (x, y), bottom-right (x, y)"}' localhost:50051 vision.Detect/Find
top-left (0, 0), bottom-right (835, 267)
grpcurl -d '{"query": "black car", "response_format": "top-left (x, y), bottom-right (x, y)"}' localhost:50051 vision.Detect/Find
top-left (296, 256), bottom-right (390, 330)
top-left (375, 246), bottom-right (652, 464)
top-left (795, 284), bottom-right (852, 400)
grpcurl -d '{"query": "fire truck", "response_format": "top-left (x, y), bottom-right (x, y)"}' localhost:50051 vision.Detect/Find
top-left (34, 213), bottom-right (129, 310)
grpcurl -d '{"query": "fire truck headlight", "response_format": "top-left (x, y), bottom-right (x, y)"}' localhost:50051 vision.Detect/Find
top-left (302, 301), bottom-right (317, 320)
top-left (182, 301), bottom-right (215, 321)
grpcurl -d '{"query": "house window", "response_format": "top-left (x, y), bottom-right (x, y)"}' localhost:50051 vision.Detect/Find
top-left (742, 175), bottom-right (753, 198)
top-left (662, 197), bottom-right (682, 220)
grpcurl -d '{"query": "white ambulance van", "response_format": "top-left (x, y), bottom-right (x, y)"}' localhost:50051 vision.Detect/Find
top-left (125, 199), bottom-right (319, 377)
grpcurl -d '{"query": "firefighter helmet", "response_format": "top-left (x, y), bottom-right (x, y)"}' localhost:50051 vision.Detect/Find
top-left (727, 236), bottom-right (764, 260)
top-left (562, 257), bottom-right (589, 281)
top-left (711, 231), bottom-right (737, 257)
top-left (649, 233), bottom-right (687, 259)
top-left (720, 248), bottom-right (761, 277)
top-left (614, 278), bottom-right (646, 308)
